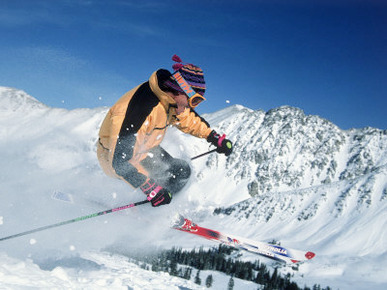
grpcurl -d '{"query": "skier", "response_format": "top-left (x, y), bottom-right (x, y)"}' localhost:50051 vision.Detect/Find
top-left (97, 55), bottom-right (233, 207)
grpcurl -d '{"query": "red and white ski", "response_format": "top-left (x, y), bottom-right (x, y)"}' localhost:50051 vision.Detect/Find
top-left (172, 215), bottom-right (315, 264)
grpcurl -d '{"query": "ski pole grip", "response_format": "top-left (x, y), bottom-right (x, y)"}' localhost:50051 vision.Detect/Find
top-left (218, 134), bottom-right (226, 147)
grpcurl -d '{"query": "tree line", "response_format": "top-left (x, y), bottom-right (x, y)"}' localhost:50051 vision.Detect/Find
top-left (126, 244), bottom-right (330, 290)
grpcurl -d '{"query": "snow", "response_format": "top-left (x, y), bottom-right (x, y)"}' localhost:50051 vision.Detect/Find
top-left (0, 251), bottom-right (203, 289)
top-left (0, 87), bottom-right (386, 289)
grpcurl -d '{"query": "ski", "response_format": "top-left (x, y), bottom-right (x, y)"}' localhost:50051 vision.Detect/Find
top-left (172, 215), bottom-right (315, 264)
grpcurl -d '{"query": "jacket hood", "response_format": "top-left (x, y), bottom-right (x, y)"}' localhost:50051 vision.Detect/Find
top-left (149, 69), bottom-right (176, 111)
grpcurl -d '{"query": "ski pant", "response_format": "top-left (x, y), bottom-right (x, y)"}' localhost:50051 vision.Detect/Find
top-left (140, 146), bottom-right (191, 194)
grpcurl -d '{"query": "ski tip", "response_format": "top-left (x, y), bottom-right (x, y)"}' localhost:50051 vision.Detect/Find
top-left (305, 251), bottom-right (315, 260)
top-left (170, 213), bottom-right (186, 228)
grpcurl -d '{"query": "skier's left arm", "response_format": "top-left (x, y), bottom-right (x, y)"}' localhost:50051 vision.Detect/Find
top-left (174, 108), bottom-right (233, 156)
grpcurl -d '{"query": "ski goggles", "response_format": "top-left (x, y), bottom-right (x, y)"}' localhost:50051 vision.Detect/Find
top-left (172, 71), bottom-right (206, 108)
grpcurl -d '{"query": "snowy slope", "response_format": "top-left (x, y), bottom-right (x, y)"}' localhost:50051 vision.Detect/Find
top-left (0, 87), bottom-right (386, 289)
top-left (0, 251), bottom-right (204, 289)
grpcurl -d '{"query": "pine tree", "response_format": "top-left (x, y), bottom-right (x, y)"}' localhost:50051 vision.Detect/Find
top-left (169, 259), bottom-right (178, 276)
top-left (284, 282), bottom-right (299, 290)
top-left (194, 270), bottom-right (201, 285)
top-left (183, 267), bottom-right (192, 280)
top-left (270, 267), bottom-right (279, 286)
top-left (205, 274), bottom-right (213, 288)
top-left (227, 276), bottom-right (234, 290)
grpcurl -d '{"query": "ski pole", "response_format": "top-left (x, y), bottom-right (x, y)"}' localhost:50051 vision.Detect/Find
top-left (191, 149), bottom-right (217, 160)
top-left (0, 199), bottom-right (150, 242)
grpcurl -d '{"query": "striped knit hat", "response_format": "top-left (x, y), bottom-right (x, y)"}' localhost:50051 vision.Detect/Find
top-left (164, 55), bottom-right (206, 96)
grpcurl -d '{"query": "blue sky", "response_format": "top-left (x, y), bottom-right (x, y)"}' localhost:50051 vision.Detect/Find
top-left (1, 0), bottom-right (386, 129)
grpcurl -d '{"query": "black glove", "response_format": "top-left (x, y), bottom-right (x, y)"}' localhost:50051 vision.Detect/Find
top-left (207, 130), bottom-right (233, 156)
top-left (140, 178), bottom-right (172, 207)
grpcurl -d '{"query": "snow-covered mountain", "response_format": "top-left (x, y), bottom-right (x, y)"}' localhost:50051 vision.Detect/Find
top-left (204, 104), bottom-right (387, 196)
top-left (0, 87), bottom-right (386, 289)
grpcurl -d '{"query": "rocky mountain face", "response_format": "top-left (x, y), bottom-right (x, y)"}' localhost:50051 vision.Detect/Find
top-left (208, 105), bottom-right (387, 195)
top-left (202, 105), bottom-right (387, 225)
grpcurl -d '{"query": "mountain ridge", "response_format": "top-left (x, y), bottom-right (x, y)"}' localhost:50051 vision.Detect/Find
top-left (203, 104), bottom-right (387, 195)
top-left (0, 87), bottom-right (48, 111)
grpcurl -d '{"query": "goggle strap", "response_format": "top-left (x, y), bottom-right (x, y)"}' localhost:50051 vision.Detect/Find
top-left (172, 71), bottom-right (196, 98)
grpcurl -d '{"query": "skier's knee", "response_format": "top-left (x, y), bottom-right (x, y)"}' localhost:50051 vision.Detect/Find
top-left (176, 161), bottom-right (191, 180)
